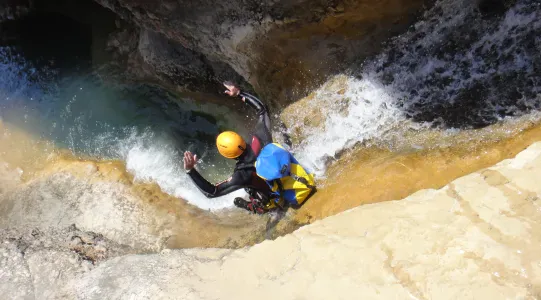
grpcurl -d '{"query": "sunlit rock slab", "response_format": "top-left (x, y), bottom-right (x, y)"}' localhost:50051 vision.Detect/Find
top-left (47, 141), bottom-right (541, 299)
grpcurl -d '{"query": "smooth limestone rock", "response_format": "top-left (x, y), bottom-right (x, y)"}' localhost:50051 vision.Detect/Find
top-left (25, 250), bottom-right (90, 299)
top-left (0, 156), bottom-right (270, 254)
top-left (3, 141), bottom-right (538, 299)
top-left (0, 242), bottom-right (34, 300)
top-left (0, 171), bottom-right (167, 252)
top-left (0, 162), bottom-right (22, 198)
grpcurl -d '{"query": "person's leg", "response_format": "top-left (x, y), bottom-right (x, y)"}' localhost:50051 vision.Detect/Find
top-left (234, 197), bottom-right (266, 214)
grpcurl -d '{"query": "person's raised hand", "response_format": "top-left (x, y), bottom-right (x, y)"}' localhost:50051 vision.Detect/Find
top-left (223, 81), bottom-right (241, 97)
top-left (183, 151), bottom-right (199, 171)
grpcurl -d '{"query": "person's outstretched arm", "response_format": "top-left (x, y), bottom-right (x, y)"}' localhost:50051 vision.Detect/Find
top-left (224, 83), bottom-right (273, 146)
top-left (183, 151), bottom-right (244, 198)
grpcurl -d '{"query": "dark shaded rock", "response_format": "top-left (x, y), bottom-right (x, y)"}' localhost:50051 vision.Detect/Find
top-left (477, 0), bottom-right (517, 18)
top-left (133, 29), bottom-right (246, 91)
top-left (0, 11), bottom-right (93, 72)
top-left (93, 0), bottom-right (432, 105)
top-left (102, 24), bottom-right (250, 94)
top-left (0, 0), bottom-right (119, 75)
top-left (0, 0), bottom-right (432, 105)
top-left (0, 0), bottom-right (33, 22)
top-left (361, 0), bottom-right (541, 129)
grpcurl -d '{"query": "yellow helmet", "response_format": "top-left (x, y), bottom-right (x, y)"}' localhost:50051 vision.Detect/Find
top-left (216, 131), bottom-right (246, 159)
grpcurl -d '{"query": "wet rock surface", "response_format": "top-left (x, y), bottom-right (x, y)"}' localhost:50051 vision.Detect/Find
top-left (0, 0), bottom-right (431, 102)
top-left (0, 225), bottom-right (132, 264)
top-left (279, 0), bottom-right (541, 175)
top-left (93, 0), bottom-right (430, 104)
top-left (69, 142), bottom-right (541, 300)
top-left (0, 154), bottom-right (284, 254)
top-left (0, 0), bottom-right (32, 22)
top-left (2, 141), bottom-right (541, 299)
top-left (0, 170), bottom-right (170, 252)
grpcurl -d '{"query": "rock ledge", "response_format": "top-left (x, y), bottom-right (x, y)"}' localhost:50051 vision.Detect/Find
top-left (3, 142), bottom-right (541, 299)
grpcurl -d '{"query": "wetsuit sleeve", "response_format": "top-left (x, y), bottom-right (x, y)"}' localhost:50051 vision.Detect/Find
top-left (239, 92), bottom-right (273, 147)
top-left (187, 168), bottom-right (245, 198)
top-left (239, 92), bottom-right (267, 115)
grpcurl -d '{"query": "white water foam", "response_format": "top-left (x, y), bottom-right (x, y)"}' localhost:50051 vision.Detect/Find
top-left (88, 128), bottom-right (246, 210)
top-left (123, 139), bottom-right (245, 210)
top-left (291, 76), bottom-right (412, 176)
top-left (3, 0), bottom-right (540, 209)
top-left (0, 48), bottom-right (248, 210)
top-left (291, 0), bottom-right (541, 175)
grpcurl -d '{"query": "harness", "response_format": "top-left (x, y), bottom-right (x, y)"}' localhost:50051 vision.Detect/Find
top-left (235, 162), bottom-right (284, 210)
top-left (235, 137), bottom-right (316, 210)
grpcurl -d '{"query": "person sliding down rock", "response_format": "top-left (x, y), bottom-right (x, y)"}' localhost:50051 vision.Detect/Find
top-left (183, 82), bottom-right (280, 214)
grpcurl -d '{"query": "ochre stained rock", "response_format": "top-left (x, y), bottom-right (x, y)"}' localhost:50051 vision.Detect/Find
top-left (0, 123), bottom-right (270, 253)
top-left (295, 120), bottom-right (541, 223)
top-left (4, 141), bottom-right (541, 299)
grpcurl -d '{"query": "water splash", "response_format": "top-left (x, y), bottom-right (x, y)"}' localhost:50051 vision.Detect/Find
top-left (97, 129), bottom-right (245, 210)
top-left (290, 0), bottom-right (541, 174)
top-left (0, 48), bottom-right (249, 210)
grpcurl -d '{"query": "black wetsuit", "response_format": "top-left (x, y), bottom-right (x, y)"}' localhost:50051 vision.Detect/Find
top-left (186, 92), bottom-right (274, 209)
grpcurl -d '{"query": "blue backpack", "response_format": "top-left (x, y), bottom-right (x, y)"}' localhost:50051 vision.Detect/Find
top-left (255, 143), bottom-right (316, 207)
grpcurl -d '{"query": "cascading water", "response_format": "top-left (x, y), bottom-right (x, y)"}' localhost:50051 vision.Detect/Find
top-left (0, 0), bottom-right (540, 250)
top-left (0, 47), bottom-right (249, 210)
top-left (290, 0), bottom-right (541, 175)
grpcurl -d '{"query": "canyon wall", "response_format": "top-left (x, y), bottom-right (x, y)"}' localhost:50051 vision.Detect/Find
top-left (2, 141), bottom-right (541, 299)
top-left (93, 0), bottom-right (432, 104)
